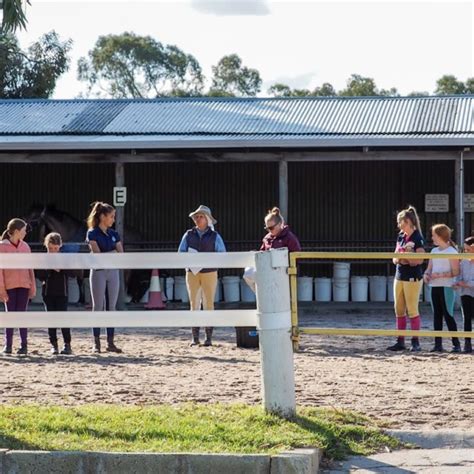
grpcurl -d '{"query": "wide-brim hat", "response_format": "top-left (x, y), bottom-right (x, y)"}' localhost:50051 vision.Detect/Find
top-left (189, 205), bottom-right (217, 225)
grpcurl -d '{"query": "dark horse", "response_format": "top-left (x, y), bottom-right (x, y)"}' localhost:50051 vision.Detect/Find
top-left (23, 205), bottom-right (151, 303)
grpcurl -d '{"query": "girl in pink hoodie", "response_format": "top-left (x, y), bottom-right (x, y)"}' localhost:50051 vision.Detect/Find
top-left (0, 219), bottom-right (36, 355)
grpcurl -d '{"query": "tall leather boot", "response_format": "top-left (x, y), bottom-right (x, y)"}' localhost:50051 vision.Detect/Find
top-left (203, 327), bottom-right (213, 347)
top-left (106, 336), bottom-right (122, 353)
top-left (93, 336), bottom-right (101, 354)
top-left (190, 327), bottom-right (200, 347)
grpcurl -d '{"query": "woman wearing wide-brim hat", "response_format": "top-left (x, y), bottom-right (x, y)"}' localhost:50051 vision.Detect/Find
top-left (178, 205), bottom-right (226, 346)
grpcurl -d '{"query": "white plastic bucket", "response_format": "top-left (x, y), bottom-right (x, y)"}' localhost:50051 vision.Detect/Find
top-left (160, 276), bottom-right (174, 302)
top-left (314, 277), bottom-right (331, 302)
top-left (424, 284), bottom-right (431, 303)
top-left (297, 276), bottom-right (313, 301)
top-left (387, 276), bottom-right (394, 302)
top-left (222, 276), bottom-right (240, 302)
top-left (332, 278), bottom-right (349, 302)
top-left (240, 279), bottom-right (256, 303)
top-left (351, 276), bottom-right (368, 302)
top-left (333, 262), bottom-right (351, 280)
top-left (369, 276), bottom-right (387, 302)
top-left (67, 277), bottom-right (80, 304)
top-left (174, 276), bottom-right (189, 303)
top-left (214, 278), bottom-right (222, 303)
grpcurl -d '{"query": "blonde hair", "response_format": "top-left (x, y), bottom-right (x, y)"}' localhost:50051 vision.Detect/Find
top-left (397, 205), bottom-right (422, 236)
top-left (1, 218), bottom-right (27, 241)
top-left (87, 202), bottom-right (115, 229)
top-left (44, 232), bottom-right (62, 247)
top-left (432, 224), bottom-right (457, 249)
top-left (265, 207), bottom-right (284, 226)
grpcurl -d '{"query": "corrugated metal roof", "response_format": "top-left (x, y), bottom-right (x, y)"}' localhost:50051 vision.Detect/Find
top-left (0, 96), bottom-right (472, 149)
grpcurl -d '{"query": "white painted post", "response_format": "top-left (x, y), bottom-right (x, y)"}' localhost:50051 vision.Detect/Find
top-left (255, 247), bottom-right (296, 418)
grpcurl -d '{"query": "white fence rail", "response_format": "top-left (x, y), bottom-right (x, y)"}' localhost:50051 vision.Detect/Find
top-left (0, 249), bottom-right (296, 417)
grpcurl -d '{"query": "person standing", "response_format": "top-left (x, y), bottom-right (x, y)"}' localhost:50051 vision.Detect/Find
top-left (453, 236), bottom-right (474, 353)
top-left (388, 206), bottom-right (425, 352)
top-left (36, 232), bottom-right (83, 355)
top-left (178, 205), bottom-right (226, 347)
top-left (0, 218), bottom-right (36, 355)
top-left (86, 202), bottom-right (123, 354)
top-left (424, 224), bottom-right (460, 353)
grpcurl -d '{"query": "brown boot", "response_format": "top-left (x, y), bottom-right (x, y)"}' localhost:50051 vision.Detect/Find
top-left (106, 337), bottom-right (122, 353)
top-left (93, 336), bottom-right (101, 353)
top-left (190, 327), bottom-right (200, 346)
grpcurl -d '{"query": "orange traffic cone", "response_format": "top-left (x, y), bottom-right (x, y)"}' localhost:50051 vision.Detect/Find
top-left (145, 269), bottom-right (165, 310)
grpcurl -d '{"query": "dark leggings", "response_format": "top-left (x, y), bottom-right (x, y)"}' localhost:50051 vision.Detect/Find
top-left (4, 288), bottom-right (29, 347)
top-left (431, 286), bottom-right (459, 346)
top-left (460, 295), bottom-right (474, 342)
top-left (44, 295), bottom-right (71, 344)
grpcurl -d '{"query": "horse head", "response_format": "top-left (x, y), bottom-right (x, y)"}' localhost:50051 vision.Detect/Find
top-left (40, 205), bottom-right (87, 242)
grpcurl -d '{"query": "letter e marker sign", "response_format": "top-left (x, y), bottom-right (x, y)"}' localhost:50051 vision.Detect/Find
top-left (113, 187), bottom-right (127, 207)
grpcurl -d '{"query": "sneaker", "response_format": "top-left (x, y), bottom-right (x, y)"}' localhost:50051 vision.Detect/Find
top-left (60, 344), bottom-right (72, 355)
top-left (386, 341), bottom-right (406, 351)
top-left (16, 345), bottom-right (27, 355)
top-left (2, 345), bottom-right (12, 355)
top-left (51, 345), bottom-right (59, 355)
top-left (451, 345), bottom-right (461, 353)
top-left (203, 339), bottom-right (212, 347)
top-left (190, 340), bottom-right (200, 347)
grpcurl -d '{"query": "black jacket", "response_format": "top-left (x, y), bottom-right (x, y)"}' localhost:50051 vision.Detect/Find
top-left (35, 269), bottom-right (83, 297)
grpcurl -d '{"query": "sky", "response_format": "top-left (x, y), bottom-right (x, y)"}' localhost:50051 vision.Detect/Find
top-left (15, 0), bottom-right (474, 98)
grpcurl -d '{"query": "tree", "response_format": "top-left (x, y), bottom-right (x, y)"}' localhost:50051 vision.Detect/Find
top-left (268, 82), bottom-right (336, 97)
top-left (339, 74), bottom-right (398, 97)
top-left (465, 78), bottom-right (474, 94)
top-left (1, 0), bottom-right (30, 34)
top-left (209, 54), bottom-right (261, 97)
top-left (434, 75), bottom-right (466, 95)
top-left (0, 31), bottom-right (72, 98)
top-left (77, 32), bottom-right (204, 98)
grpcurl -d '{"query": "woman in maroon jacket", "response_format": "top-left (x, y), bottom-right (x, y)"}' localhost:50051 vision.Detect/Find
top-left (260, 207), bottom-right (301, 252)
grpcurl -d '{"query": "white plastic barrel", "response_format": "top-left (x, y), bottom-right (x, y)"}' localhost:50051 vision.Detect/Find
top-left (314, 277), bottom-right (331, 302)
top-left (332, 278), bottom-right (349, 302)
top-left (240, 278), bottom-right (256, 303)
top-left (174, 276), bottom-right (189, 303)
top-left (297, 276), bottom-right (313, 301)
top-left (222, 276), bottom-right (240, 302)
top-left (369, 276), bottom-right (387, 302)
top-left (351, 276), bottom-right (369, 302)
top-left (67, 277), bottom-right (80, 304)
top-left (214, 278), bottom-right (222, 303)
top-left (333, 262), bottom-right (351, 279)
top-left (387, 276), bottom-right (395, 302)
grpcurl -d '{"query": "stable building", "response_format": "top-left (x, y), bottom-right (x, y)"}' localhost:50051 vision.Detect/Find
top-left (0, 95), bottom-right (473, 278)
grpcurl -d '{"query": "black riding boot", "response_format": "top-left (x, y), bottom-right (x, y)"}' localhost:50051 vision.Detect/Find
top-left (203, 327), bottom-right (213, 347)
top-left (93, 336), bottom-right (101, 353)
top-left (106, 336), bottom-right (122, 353)
top-left (190, 327), bottom-right (200, 346)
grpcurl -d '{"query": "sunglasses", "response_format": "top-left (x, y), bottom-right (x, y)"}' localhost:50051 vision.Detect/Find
top-left (265, 224), bottom-right (278, 231)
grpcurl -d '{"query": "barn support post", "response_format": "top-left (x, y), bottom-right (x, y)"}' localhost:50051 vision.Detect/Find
top-left (455, 152), bottom-right (465, 246)
top-left (115, 162), bottom-right (126, 309)
top-left (279, 160), bottom-right (288, 219)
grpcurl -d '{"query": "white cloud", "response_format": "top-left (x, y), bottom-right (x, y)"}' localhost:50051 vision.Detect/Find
top-left (191, 0), bottom-right (270, 16)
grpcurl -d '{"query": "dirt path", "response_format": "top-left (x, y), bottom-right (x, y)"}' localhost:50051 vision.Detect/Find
top-left (0, 303), bottom-right (472, 429)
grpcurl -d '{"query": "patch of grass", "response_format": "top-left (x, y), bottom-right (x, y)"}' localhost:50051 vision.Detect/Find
top-left (0, 404), bottom-right (400, 460)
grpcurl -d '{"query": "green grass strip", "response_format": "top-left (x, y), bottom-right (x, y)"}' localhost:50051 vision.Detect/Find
top-left (0, 404), bottom-right (400, 460)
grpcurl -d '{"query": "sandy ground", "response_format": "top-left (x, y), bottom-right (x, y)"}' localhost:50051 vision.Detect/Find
top-left (0, 302), bottom-right (472, 430)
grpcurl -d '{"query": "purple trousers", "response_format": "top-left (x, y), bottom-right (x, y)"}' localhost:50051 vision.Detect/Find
top-left (4, 287), bottom-right (29, 347)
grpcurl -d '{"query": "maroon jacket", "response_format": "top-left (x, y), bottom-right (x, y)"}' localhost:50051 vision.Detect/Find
top-left (260, 225), bottom-right (301, 252)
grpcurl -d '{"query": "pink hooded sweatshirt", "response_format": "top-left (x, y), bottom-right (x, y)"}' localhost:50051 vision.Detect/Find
top-left (0, 239), bottom-right (36, 293)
